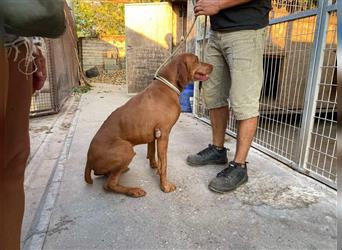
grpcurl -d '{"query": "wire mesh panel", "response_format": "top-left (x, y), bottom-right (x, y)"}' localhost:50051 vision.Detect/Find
top-left (254, 15), bottom-right (317, 163)
top-left (270, 0), bottom-right (319, 18)
top-left (29, 5), bottom-right (79, 117)
top-left (303, 10), bottom-right (337, 186)
top-left (193, 0), bottom-right (337, 188)
top-left (30, 39), bottom-right (55, 116)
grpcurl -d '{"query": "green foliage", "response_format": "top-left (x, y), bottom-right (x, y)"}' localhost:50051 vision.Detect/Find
top-left (73, 84), bottom-right (92, 94)
top-left (74, 0), bottom-right (162, 38)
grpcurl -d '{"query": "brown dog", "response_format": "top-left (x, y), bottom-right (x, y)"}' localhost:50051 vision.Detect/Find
top-left (84, 53), bottom-right (213, 197)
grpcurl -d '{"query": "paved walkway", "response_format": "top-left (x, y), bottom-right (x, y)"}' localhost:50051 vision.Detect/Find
top-left (24, 84), bottom-right (336, 249)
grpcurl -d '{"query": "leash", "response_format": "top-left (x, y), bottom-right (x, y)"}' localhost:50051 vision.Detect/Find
top-left (154, 0), bottom-right (208, 95)
top-left (199, 15), bottom-right (208, 91)
top-left (153, 16), bottom-right (197, 79)
top-left (153, 16), bottom-right (197, 95)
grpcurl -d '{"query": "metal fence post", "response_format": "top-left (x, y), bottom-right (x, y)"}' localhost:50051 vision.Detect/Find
top-left (296, 0), bottom-right (330, 172)
top-left (336, 0), bottom-right (341, 246)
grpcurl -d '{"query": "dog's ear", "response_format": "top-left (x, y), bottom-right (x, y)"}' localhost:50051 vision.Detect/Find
top-left (176, 61), bottom-right (191, 86)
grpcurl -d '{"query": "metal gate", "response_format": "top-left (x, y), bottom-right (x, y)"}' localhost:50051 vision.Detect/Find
top-left (193, 0), bottom-right (337, 188)
top-left (30, 38), bottom-right (56, 116)
top-left (30, 4), bottom-right (79, 117)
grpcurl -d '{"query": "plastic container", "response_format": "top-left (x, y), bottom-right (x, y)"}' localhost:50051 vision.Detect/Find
top-left (179, 83), bottom-right (194, 113)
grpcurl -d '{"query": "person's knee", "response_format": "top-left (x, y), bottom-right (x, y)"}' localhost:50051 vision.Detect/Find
top-left (203, 91), bottom-right (229, 110)
top-left (232, 105), bottom-right (259, 121)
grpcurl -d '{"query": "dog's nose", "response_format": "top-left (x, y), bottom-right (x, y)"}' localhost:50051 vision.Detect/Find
top-left (207, 64), bottom-right (213, 73)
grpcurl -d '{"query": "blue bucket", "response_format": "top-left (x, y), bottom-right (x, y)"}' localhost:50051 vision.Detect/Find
top-left (179, 83), bottom-right (194, 113)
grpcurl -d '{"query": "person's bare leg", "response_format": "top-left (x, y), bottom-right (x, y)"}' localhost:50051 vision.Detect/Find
top-left (208, 116), bottom-right (257, 193)
top-left (0, 45), bottom-right (32, 249)
top-left (0, 41), bottom-right (8, 163)
top-left (186, 106), bottom-right (229, 166)
top-left (210, 106), bottom-right (229, 148)
top-left (0, 40), bottom-right (11, 249)
top-left (234, 116), bottom-right (258, 164)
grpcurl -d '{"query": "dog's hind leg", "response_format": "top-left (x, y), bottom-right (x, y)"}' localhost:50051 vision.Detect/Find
top-left (103, 141), bottom-right (146, 198)
top-left (104, 170), bottom-right (146, 198)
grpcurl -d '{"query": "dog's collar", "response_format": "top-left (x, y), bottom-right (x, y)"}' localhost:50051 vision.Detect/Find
top-left (154, 75), bottom-right (181, 95)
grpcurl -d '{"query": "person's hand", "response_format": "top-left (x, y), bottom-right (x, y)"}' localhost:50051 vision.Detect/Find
top-left (194, 0), bottom-right (221, 16)
top-left (32, 48), bottom-right (47, 93)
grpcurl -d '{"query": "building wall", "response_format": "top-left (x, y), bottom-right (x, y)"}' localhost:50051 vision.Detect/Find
top-left (80, 38), bottom-right (122, 72)
top-left (125, 3), bottom-right (173, 93)
top-left (124, 2), bottom-right (187, 94)
top-left (185, 0), bottom-right (196, 53)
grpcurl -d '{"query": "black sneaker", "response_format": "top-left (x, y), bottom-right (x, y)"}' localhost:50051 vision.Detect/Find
top-left (208, 161), bottom-right (248, 193)
top-left (186, 144), bottom-right (227, 166)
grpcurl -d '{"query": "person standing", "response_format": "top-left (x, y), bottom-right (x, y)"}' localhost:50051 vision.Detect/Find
top-left (0, 34), bottom-right (47, 249)
top-left (187, 0), bottom-right (272, 193)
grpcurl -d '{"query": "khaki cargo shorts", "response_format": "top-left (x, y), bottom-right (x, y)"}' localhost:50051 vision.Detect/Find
top-left (203, 28), bottom-right (266, 120)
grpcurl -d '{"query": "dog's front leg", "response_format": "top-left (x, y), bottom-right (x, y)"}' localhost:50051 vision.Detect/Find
top-left (157, 136), bottom-right (176, 193)
top-left (147, 140), bottom-right (159, 171)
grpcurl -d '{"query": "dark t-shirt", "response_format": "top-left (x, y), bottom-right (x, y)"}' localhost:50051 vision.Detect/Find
top-left (210, 0), bottom-right (272, 32)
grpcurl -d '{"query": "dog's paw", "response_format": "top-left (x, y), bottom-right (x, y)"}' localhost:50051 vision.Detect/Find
top-left (161, 182), bottom-right (176, 193)
top-left (149, 160), bottom-right (158, 169)
top-left (127, 188), bottom-right (147, 198)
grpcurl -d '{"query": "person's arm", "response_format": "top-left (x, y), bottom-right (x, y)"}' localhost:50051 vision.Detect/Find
top-left (194, 0), bottom-right (252, 16)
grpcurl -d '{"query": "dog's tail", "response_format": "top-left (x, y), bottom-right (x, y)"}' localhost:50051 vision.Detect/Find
top-left (84, 161), bottom-right (93, 184)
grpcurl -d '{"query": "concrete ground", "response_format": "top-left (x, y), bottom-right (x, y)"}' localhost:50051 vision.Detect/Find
top-left (23, 84), bottom-right (337, 250)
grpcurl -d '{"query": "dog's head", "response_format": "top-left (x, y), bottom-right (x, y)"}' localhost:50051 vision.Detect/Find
top-left (161, 53), bottom-right (213, 89)
top-left (175, 53), bottom-right (213, 87)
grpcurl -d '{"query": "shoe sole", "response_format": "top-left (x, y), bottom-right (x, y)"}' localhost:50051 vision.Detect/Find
top-left (186, 159), bottom-right (228, 166)
top-left (208, 175), bottom-right (248, 194)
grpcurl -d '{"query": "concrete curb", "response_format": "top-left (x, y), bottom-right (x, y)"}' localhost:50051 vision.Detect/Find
top-left (23, 96), bottom-right (82, 250)
top-left (25, 97), bottom-right (76, 187)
